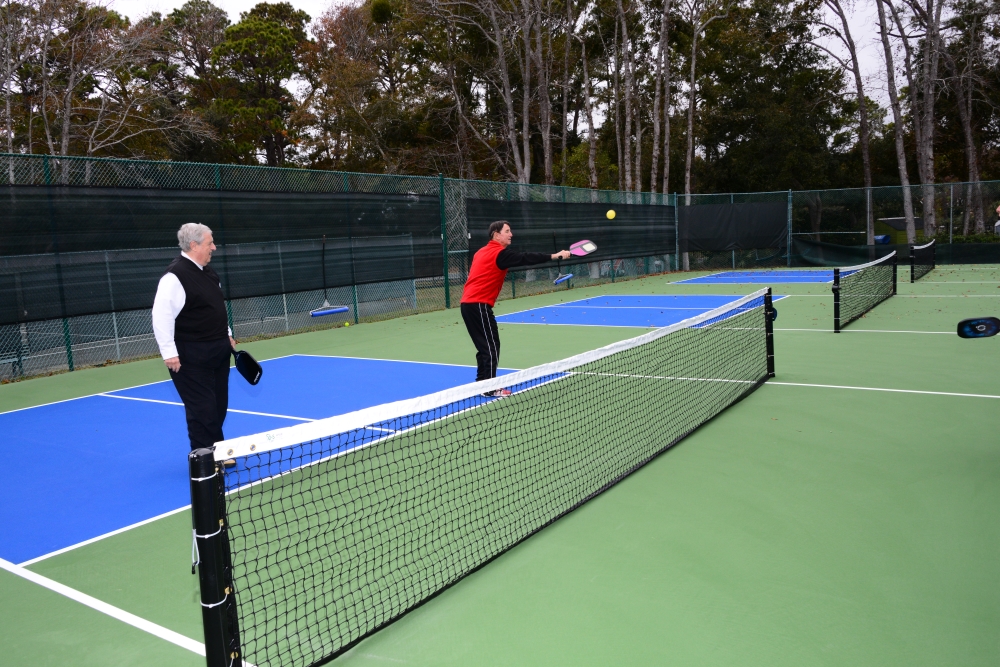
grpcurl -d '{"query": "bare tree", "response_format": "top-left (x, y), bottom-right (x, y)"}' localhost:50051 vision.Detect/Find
top-left (875, 0), bottom-right (917, 243)
top-left (890, 0), bottom-right (945, 237)
top-left (942, 0), bottom-right (990, 233)
top-left (650, 0), bottom-right (671, 195)
top-left (680, 0), bottom-right (730, 203)
top-left (815, 0), bottom-right (874, 243)
top-left (577, 31), bottom-right (597, 188)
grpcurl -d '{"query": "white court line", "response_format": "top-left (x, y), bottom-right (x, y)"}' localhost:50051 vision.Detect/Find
top-left (775, 328), bottom-right (953, 335)
top-left (97, 393), bottom-right (315, 422)
top-left (0, 557), bottom-right (205, 657)
top-left (19, 505), bottom-right (192, 566)
top-left (767, 382), bottom-right (1000, 399)
top-left (0, 353), bottom-right (300, 417)
top-left (919, 281), bottom-right (999, 284)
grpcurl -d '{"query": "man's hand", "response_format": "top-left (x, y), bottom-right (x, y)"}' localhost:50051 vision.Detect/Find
top-left (230, 336), bottom-right (237, 349)
top-left (164, 356), bottom-right (181, 372)
top-left (552, 250), bottom-right (571, 260)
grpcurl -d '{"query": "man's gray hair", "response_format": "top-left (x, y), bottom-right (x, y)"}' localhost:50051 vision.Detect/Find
top-left (177, 223), bottom-right (213, 251)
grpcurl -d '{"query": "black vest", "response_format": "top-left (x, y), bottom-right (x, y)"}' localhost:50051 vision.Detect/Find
top-left (166, 255), bottom-right (229, 342)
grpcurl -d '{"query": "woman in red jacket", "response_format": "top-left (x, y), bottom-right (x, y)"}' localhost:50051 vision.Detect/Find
top-left (461, 220), bottom-right (571, 396)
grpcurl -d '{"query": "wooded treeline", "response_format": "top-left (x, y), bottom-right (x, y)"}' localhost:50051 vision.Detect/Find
top-left (2, 0), bottom-right (999, 234)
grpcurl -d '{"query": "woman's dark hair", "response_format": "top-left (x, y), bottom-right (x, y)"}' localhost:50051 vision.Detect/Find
top-left (488, 220), bottom-right (509, 240)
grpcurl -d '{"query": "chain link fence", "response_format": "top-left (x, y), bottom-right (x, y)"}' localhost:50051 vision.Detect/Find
top-left (3, 152), bottom-right (998, 382)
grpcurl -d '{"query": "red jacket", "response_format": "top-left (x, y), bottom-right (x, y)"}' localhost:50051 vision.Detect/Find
top-left (461, 240), bottom-right (551, 306)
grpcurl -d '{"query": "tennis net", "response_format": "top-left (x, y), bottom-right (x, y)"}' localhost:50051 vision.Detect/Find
top-left (188, 288), bottom-right (776, 667)
top-left (910, 240), bottom-right (935, 282)
top-left (832, 251), bottom-right (896, 332)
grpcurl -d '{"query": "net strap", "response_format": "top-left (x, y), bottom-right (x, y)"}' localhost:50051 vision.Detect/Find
top-left (214, 288), bottom-right (771, 460)
top-left (840, 250), bottom-right (897, 273)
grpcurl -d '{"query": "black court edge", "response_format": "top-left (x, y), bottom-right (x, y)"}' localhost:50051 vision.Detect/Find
top-left (910, 239), bottom-right (936, 283)
top-left (189, 288), bottom-right (774, 667)
top-left (832, 252), bottom-right (897, 333)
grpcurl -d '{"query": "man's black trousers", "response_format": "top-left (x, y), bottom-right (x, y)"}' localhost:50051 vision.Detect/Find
top-left (169, 338), bottom-right (231, 450)
top-left (460, 302), bottom-right (501, 381)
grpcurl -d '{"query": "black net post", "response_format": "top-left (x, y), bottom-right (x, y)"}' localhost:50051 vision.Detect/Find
top-left (189, 448), bottom-right (242, 667)
top-left (893, 254), bottom-right (898, 294)
top-left (764, 288), bottom-right (775, 377)
top-left (832, 268), bottom-right (841, 333)
top-left (909, 245), bottom-right (915, 283)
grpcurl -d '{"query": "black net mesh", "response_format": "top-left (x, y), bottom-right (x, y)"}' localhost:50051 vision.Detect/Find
top-left (833, 252), bottom-right (896, 331)
top-left (911, 240), bottom-right (936, 282)
top-left (211, 291), bottom-right (773, 667)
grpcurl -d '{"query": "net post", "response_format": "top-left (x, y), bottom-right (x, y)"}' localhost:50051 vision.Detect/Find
top-left (189, 448), bottom-right (242, 667)
top-left (892, 254), bottom-right (898, 295)
top-left (764, 288), bottom-right (775, 378)
top-left (832, 268), bottom-right (841, 333)
top-left (439, 173), bottom-right (451, 309)
top-left (909, 244), bottom-right (915, 283)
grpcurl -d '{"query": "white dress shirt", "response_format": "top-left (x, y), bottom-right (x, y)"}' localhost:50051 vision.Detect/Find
top-left (152, 252), bottom-right (231, 360)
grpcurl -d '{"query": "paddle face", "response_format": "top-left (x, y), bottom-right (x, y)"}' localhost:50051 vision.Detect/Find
top-left (311, 305), bottom-right (349, 318)
top-left (553, 273), bottom-right (574, 285)
top-left (957, 317), bottom-right (1000, 338)
top-left (233, 350), bottom-right (263, 385)
top-left (570, 240), bottom-right (597, 257)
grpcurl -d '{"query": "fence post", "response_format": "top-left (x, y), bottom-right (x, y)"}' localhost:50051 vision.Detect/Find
top-left (214, 164), bottom-right (235, 335)
top-left (786, 189), bottom-right (793, 267)
top-left (949, 183), bottom-right (954, 243)
top-left (43, 154), bottom-right (74, 371)
top-left (439, 173), bottom-right (450, 309)
top-left (104, 251), bottom-right (121, 361)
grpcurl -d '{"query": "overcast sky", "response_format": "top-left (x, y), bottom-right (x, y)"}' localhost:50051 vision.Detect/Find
top-left (108, 0), bottom-right (890, 105)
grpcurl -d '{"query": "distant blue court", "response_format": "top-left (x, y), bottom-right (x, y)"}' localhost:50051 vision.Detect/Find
top-left (675, 270), bottom-right (849, 284)
top-left (0, 356), bottom-right (516, 564)
top-left (496, 294), bottom-right (785, 328)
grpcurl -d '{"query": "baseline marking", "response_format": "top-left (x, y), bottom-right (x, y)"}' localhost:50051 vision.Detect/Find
top-left (0, 557), bottom-right (205, 656)
top-left (767, 382), bottom-right (1000, 399)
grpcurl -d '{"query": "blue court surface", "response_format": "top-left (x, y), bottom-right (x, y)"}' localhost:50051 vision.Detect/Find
top-left (675, 270), bottom-right (846, 284)
top-left (496, 294), bottom-right (785, 328)
top-left (0, 355), bottom-right (516, 564)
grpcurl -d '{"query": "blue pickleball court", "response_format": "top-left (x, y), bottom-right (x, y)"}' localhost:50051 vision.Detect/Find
top-left (0, 356), bottom-right (516, 564)
top-left (496, 294), bottom-right (785, 328)
top-left (674, 270), bottom-right (849, 284)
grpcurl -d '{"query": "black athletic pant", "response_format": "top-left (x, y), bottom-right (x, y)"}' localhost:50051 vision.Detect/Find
top-left (461, 302), bottom-right (501, 381)
top-left (169, 338), bottom-right (231, 450)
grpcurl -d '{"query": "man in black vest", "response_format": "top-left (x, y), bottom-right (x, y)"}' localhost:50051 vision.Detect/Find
top-left (152, 223), bottom-right (238, 450)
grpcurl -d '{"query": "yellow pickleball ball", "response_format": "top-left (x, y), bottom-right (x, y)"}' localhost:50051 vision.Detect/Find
top-left (344, 322), bottom-right (350, 327)
top-left (606, 209), bottom-right (616, 220)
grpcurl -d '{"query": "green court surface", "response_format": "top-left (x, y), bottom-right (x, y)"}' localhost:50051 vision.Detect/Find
top-left (2, 265), bottom-right (999, 666)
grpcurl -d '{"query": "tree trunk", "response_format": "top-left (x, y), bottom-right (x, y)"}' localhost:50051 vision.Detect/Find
top-left (684, 30), bottom-right (698, 202)
top-left (618, 0), bottom-right (633, 193)
top-left (826, 0), bottom-right (873, 244)
top-left (650, 0), bottom-right (671, 195)
top-left (946, 52), bottom-right (985, 233)
top-left (561, 0), bottom-right (573, 185)
top-left (875, 0), bottom-right (916, 243)
top-left (580, 37), bottom-right (598, 189)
